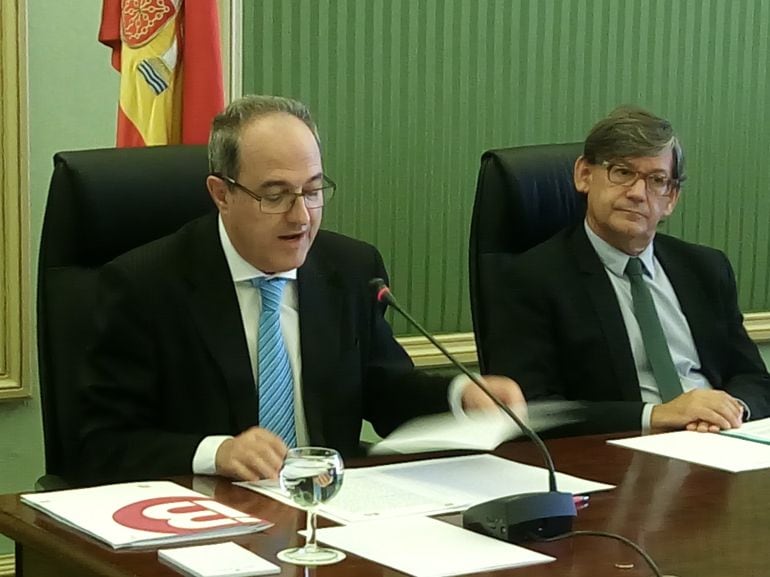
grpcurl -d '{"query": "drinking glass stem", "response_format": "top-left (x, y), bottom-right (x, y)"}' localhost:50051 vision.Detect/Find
top-left (304, 508), bottom-right (318, 552)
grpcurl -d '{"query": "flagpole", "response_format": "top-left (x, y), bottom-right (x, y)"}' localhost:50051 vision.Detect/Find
top-left (228, 0), bottom-right (243, 102)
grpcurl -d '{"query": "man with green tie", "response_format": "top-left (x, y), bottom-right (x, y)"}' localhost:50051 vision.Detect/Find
top-left (487, 106), bottom-right (770, 434)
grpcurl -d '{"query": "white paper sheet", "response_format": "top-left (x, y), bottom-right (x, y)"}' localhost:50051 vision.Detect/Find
top-left (313, 516), bottom-right (554, 577)
top-left (609, 430), bottom-right (770, 472)
top-left (368, 411), bottom-right (519, 455)
top-left (369, 401), bottom-right (587, 456)
top-left (158, 542), bottom-right (280, 577)
top-left (237, 454), bottom-right (614, 524)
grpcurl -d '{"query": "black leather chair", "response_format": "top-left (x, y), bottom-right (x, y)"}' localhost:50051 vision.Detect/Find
top-left (37, 145), bottom-right (213, 487)
top-left (469, 143), bottom-right (586, 373)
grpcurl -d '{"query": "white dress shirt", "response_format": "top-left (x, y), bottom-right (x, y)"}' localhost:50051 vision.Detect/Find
top-left (192, 217), bottom-right (310, 474)
top-left (193, 218), bottom-right (472, 475)
top-left (584, 222), bottom-right (713, 430)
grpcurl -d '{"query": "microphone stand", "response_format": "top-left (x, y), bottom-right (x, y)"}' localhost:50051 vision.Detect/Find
top-left (371, 278), bottom-right (576, 543)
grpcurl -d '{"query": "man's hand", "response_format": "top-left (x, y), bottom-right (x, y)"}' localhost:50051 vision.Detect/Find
top-left (460, 375), bottom-right (526, 414)
top-left (215, 427), bottom-right (288, 481)
top-left (651, 389), bottom-right (744, 433)
top-left (685, 420), bottom-right (723, 433)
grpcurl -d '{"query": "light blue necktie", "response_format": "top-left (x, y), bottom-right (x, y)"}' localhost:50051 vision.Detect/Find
top-left (252, 277), bottom-right (297, 447)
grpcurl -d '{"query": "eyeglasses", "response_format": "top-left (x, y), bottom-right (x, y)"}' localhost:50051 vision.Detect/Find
top-left (601, 161), bottom-right (677, 197)
top-left (213, 173), bottom-right (337, 214)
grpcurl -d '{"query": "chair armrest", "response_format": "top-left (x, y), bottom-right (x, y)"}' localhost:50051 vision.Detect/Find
top-left (35, 474), bottom-right (71, 492)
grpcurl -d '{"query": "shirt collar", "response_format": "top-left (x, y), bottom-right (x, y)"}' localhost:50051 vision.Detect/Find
top-left (218, 215), bottom-right (297, 282)
top-left (583, 220), bottom-right (656, 279)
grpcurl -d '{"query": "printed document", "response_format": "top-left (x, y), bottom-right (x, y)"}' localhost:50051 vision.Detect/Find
top-left (238, 453), bottom-right (613, 524)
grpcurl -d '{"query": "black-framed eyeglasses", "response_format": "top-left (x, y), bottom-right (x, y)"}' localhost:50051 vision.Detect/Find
top-left (601, 161), bottom-right (677, 197)
top-left (212, 173), bottom-right (337, 214)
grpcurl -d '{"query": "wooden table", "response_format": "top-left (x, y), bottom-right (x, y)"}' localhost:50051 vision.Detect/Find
top-left (1, 433), bottom-right (769, 577)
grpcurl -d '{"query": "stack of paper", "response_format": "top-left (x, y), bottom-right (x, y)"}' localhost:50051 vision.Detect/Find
top-left (22, 480), bottom-right (272, 549)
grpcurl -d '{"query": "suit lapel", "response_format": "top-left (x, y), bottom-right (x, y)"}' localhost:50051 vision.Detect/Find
top-left (569, 225), bottom-right (641, 400)
top-left (654, 237), bottom-right (716, 373)
top-left (297, 241), bottom-right (344, 446)
top-left (183, 215), bottom-right (259, 432)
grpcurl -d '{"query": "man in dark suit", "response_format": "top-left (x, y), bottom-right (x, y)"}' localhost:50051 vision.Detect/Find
top-left (79, 95), bottom-right (523, 483)
top-left (486, 106), bottom-right (770, 435)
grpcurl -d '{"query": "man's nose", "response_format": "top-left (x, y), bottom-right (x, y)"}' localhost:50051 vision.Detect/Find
top-left (626, 177), bottom-right (649, 200)
top-left (285, 194), bottom-right (311, 223)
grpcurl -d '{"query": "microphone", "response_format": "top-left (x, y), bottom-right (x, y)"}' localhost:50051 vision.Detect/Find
top-left (370, 278), bottom-right (576, 543)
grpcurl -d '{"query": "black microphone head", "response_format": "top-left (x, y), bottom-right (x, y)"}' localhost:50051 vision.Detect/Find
top-left (369, 278), bottom-right (391, 303)
top-left (369, 277), bottom-right (387, 292)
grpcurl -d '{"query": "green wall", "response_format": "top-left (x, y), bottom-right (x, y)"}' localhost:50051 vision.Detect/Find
top-left (243, 0), bottom-right (770, 335)
top-left (0, 0), bottom-right (119, 556)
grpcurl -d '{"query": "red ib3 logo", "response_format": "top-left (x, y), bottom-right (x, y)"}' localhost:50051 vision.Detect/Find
top-left (113, 497), bottom-right (261, 534)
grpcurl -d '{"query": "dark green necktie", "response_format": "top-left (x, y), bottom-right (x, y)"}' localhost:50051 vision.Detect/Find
top-left (625, 257), bottom-right (683, 402)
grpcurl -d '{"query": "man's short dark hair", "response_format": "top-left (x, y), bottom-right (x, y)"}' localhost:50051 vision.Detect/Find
top-left (583, 105), bottom-right (686, 183)
top-left (208, 95), bottom-right (320, 179)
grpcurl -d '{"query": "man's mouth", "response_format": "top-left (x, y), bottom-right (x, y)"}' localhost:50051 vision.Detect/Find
top-left (278, 232), bottom-right (306, 241)
top-left (617, 208), bottom-right (646, 218)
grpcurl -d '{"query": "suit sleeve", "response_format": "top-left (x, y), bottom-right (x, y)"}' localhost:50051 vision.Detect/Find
top-left (360, 247), bottom-right (453, 437)
top-left (485, 258), bottom-right (564, 400)
top-left (486, 256), bottom-right (645, 435)
top-left (78, 262), bottom-right (204, 483)
top-left (714, 252), bottom-right (770, 419)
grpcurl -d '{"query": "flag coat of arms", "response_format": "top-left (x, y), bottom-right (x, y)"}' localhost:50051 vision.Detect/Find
top-left (99, 0), bottom-right (224, 146)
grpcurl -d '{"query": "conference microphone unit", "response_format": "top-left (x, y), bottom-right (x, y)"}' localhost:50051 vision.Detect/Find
top-left (370, 278), bottom-right (575, 544)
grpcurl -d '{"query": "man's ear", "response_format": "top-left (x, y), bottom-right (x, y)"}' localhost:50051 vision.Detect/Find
top-left (574, 155), bottom-right (592, 194)
top-left (662, 185), bottom-right (681, 217)
top-left (206, 175), bottom-right (229, 213)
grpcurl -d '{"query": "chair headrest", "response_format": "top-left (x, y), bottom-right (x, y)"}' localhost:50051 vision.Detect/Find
top-left (41, 145), bottom-right (214, 268)
top-left (469, 142), bottom-right (586, 373)
top-left (473, 142), bottom-right (586, 255)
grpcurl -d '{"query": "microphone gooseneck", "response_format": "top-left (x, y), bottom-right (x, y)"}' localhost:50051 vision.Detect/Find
top-left (369, 277), bottom-right (575, 543)
top-left (369, 278), bottom-right (557, 491)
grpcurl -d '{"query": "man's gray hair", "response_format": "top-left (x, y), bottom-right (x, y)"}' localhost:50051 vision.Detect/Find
top-left (583, 105), bottom-right (686, 184)
top-left (208, 94), bottom-right (320, 178)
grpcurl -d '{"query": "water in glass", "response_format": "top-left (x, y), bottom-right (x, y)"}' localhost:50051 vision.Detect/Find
top-left (276, 447), bottom-right (346, 566)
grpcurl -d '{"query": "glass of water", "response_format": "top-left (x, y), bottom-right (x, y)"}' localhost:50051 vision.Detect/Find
top-left (277, 447), bottom-right (345, 566)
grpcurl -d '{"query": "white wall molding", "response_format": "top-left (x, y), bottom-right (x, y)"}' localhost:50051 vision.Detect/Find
top-left (0, 553), bottom-right (14, 577)
top-left (745, 312), bottom-right (770, 343)
top-left (0, 0), bottom-right (30, 400)
top-left (399, 313), bottom-right (770, 368)
top-left (397, 333), bottom-right (478, 368)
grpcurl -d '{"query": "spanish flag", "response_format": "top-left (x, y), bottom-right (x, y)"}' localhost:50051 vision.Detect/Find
top-left (99, 0), bottom-right (224, 147)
